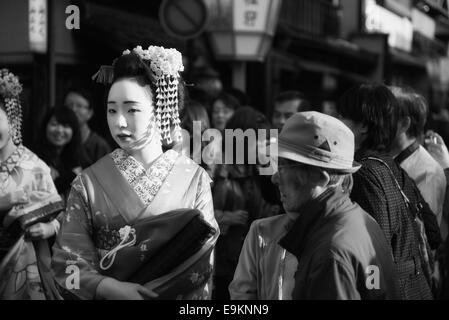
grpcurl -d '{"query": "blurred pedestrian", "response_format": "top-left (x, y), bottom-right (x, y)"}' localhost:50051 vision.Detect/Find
top-left (210, 92), bottom-right (240, 132)
top-left (33, 106), bottom-right (82, 197)
top-left (391, 87), bottom-right (447, 295)
top-left (271, 91), bottom-right (310, 131)
top-left (179, 99), bottom-right (213, 177)
top-left (230, 112), bottom-right (399, 300)
top-left (212, 106), bottom-right (279, 300)
top-left (391, 87), bottom-right (446, 235)
top-left (424, 130), bottom-right (449, 299)
top-left (64, 88), bottom-right (111, 168)
top-left (337, 84), bottom-right (440, 299)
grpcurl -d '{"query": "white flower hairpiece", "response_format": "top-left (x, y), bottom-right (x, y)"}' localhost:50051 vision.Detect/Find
top-left (121, 45), bottom-right (184, 144)
top-left (122, 45), bottom-right (184, 79)
top-left (0, 69), bottom-right (23, 99)
top-left (0, 69), bottom-right (23, 145)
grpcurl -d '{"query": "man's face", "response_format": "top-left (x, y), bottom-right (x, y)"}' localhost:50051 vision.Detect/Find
top-left (271, 158), bottom-right (321, 214)
top-left (272, 99), bottom-right (301, 131)
top-left (65, 92), bottom-right (93, 126)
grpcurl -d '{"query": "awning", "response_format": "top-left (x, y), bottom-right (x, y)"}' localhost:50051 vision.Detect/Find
top-left (272, 49), bottom-right (374, 84)
top-left (390, 48), bottom-right (427, 70)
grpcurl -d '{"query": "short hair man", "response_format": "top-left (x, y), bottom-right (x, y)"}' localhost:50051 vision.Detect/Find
top-left (64, 88), bottom-right (111, 168)
top-left (229, 112), bottom-right (399, 300)
top-left (391, 87), bottom-right (447, 239)
top-left (271, 91), bottom-right (310, 131)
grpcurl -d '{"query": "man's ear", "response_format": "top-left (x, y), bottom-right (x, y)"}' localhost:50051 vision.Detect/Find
top-left (397, 116), bottom-right (411, 135)
top-left (318, 170), bottom-right (331, 188)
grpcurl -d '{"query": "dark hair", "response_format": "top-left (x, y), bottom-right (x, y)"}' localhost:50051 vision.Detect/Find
top-left (34, 106), bottom-right (82, 169)
top-left (111, 52), bottom-right (186, 113)
top-left (337, 84), bottom-right (399, 152)
top-left (64, 87), bottom-right (94, 110)
top-left (212, 92), bottom-right (240, 112)
top-left (390, 86), bottom-right (428, 138)
top-left (180, 99), bottom-right (210, 134)
top-left (226, 106), bottom-right (271, 132)
top-left (226, 87), bottom-right (252, 106)
top-left (192, 67), bottom-right (220, 81)
top-left (225, 106), bottom-right (271, 165)
top-left (275, 91), bottom-right (311, 111)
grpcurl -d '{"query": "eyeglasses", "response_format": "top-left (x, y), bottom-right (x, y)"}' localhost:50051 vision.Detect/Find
top-left (275, 163), bottom-right (307, 174)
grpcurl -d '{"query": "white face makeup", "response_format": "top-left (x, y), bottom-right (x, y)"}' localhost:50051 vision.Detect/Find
top-left (0, 107), bottom-right (12, 151)
top-left (107, 78), bottom-right (156, 154)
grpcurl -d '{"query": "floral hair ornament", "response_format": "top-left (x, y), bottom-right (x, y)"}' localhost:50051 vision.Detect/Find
top-left (92, 45), bottom-right (185, 144)
top-left (0, 69), bottom-right (23, 145)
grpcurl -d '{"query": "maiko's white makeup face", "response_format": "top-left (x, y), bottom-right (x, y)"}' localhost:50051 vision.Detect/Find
top-left (107, 78), bottom-right (156, 153)
top-left (0, 107), bottom-right (12, 151)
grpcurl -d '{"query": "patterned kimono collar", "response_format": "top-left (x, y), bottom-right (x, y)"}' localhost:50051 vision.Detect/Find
top-left (0, 144), bottom-right (25, 175)
top-left (110, 148), bottom-right (179, 206)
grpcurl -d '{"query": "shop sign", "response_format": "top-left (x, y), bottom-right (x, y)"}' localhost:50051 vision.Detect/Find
top-left (364, 0), bottom-right (413, 52)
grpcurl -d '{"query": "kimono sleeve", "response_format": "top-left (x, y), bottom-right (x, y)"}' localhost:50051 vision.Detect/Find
top-left (51, 175), bottom-right (106, 300)
top-left (195, 168), bottom-right (219, 232)
top-left (229, 221), bottom-right (259, 300)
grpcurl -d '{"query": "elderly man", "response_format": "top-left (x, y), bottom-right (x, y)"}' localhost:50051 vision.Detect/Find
top-left (229, 112), bottom-right (399, 300)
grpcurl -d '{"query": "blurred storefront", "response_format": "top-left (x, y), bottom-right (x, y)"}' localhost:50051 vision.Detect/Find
top-left (0, 0), bottom-right (186, 146)
top-left (252, 0), bottom-right (449, 115)
top-left (2, 0), bottom-right (449, 141)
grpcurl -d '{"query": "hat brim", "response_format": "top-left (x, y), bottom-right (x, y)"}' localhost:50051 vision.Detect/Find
top-left (270, 143), bottom-right (361, 174)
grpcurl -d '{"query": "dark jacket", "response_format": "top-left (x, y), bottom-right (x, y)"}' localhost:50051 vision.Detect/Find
top-left (80, 131), bottom-right (111, 169)
top-left (351, 150), bottom-right (434, 300)
top-left (280, 185), bottom-right (400, 300)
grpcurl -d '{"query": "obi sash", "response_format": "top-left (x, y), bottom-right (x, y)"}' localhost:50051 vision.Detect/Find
top-left (97, 208), bottom-right (216, 284)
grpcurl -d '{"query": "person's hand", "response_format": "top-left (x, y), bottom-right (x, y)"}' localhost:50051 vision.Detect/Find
top-left (424, 131), bottom-right (449, 169)
top-left (0, 189), bottom-right (29, 211)
top-left (25, 222), bottom-right (56, 240)
top-left (96, 277), bottom-right (158, 300)
top-left (223, 210), bottom-right (249, 226)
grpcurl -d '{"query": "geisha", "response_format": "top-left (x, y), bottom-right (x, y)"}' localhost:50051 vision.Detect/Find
top-left (51, 46), bottom-right (219, 300)
top-left (0, 69), bottom-right (61, 300)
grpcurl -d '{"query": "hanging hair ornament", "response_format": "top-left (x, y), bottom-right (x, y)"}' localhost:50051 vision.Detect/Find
top-left (92, 65), bottom-right (115, 84)
top-left (123, 45), bottom-right (184, 144)
top-left (92, 46), bottom-right (184, 144)
top-left (0, 69), bottom-right (23, 145)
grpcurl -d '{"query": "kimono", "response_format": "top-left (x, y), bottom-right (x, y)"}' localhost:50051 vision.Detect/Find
top-left (52, 149), bottom-right (219, 300)
top-left (0, 145), bottom-right (60, 300)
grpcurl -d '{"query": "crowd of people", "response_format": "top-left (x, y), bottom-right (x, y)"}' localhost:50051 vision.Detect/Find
top-left (0, 44), bottom-right (448, 300)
